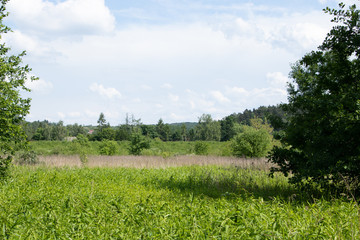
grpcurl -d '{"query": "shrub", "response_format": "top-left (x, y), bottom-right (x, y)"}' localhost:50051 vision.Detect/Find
top-left (128, 133), bottom-right (150, 155)
top-left (231, 127), bottom-right (271, 158)
top-left (99, 140), bottom-right (117, 156)
top-left (14, 150), bottom-right (39, 165)
top-left (194, 141), bottom-right (209, 155)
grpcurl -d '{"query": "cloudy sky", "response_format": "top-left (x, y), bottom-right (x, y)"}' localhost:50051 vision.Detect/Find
top-left (3, 0), bottom-right (358, 125)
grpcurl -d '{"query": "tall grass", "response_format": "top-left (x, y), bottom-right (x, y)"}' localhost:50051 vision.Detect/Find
top-left (36, 155), bottom-right (272, 170)
top-left (29, 140), bottom-right (231, 156)
top-left (0, 165), bottom-right (359, 239)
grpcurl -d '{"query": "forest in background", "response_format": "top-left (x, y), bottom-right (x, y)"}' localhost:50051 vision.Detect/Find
top-left (22, 105), bottom-right (285, 142)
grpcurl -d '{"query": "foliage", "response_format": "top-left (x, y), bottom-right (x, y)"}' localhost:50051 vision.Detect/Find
top-left (99, 140), bottom-right (117, 156)
top-left (193, 141), bottom-right (209, 155)
top-left (0, 166), bottom-right (358, 238)
top-left (128, 132), bottom-right (150, 155)
top-left (156, 118), bottom-right (170, 141)
top-left (14, 150), bottom-right (38, 165)
top-left (195, 114), bottom-right (221, 141)
top-left (220, 115), bottom-right (236, 141)
top-left (0, 0), bottom-right (36, 178)
top-left (231, 126), bottom-right (272, 158)
top-left (269, 3), bottom-right (360, 193)
top-left (231, 105), bottom-right (286, 131)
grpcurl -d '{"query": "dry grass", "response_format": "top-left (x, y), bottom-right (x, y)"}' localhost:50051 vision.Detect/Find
top-left (37, 155), bottom-right (273, 170)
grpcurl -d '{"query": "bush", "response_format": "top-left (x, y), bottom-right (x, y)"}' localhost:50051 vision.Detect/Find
top-left (194, 141), bottom-right (209, 155)
top-left (99, 140), bottom-right (117, 156)
top-left (128, 133), bottom-right (150, 155)
top-left (14, 150), bottom-right (39, 165)
top-left (231, 127), bottom-right (271, 158)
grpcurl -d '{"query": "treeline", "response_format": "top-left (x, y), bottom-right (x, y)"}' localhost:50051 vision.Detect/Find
top-left (22, 105), bottom-right (285, 142)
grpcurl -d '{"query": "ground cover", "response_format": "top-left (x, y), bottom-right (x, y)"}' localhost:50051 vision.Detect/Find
top-left (28, 140), bottom-right (230, 156)
top-left (0, 163), bottom-right (359, 239)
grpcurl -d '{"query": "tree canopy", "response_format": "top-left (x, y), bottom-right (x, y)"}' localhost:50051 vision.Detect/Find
top-left (269, 3), bottom-right (360, 193)
top-left (0, 0), bottom-right (36, 177)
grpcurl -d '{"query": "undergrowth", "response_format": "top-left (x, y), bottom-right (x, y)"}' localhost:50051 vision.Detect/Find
top-left (0, 166), bottom-right (359, 239)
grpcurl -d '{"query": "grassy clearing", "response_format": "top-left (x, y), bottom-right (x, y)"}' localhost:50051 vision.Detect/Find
top-left (1, 163), bottom-right (359, 239)
top-left (36, 155), bottom-right (272, 169)
top-left (28, 140), bottom-right (231, 156)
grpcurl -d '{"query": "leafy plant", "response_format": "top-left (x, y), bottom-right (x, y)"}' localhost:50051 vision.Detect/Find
top-left (99, 140), bottom-right (117, 156)
top-left (14, 150), bottom-right (38, 165)
top-left (128, 132), bottom-right (150, 155)
top-left (231, 126), bottom-right (272, 158)
top-left (269, 3), bottom-right (360, 193)
top-left (0, 0), bottom-right (37, 178)
top-left (193, 141), bottom-right (209, 155)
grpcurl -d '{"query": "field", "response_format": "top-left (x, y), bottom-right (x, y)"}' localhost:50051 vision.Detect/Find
top-left (1, 156), bottom-right (359, 239)
top-left (28, 140), bottom-right (232, 156)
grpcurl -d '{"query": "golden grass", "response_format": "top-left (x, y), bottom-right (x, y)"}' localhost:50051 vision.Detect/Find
top-left (37, 155), bottom-right (273, 170)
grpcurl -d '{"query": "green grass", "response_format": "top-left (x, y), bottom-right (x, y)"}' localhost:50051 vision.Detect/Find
top-left (0, 165), bottom-right (359, 239)
top-left (29, 140), bottom-right (231, 156)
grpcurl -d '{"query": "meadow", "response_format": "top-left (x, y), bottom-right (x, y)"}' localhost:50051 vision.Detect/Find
top-left (28, 140), bottom-right (232, 157)
top-left (1, 155), bottom-right (359, 239)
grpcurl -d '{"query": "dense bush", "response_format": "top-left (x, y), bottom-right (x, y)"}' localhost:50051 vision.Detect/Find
top-left (99, 140), bottom-right (117, 156)
top-left (194, 141), bottom-right (209, 155)
top-left (128, 132), bottom-right (150, 155)
top-left (231, 126), bottom-right (272, 158)
top-left (269, 3), bottom-right (360, 193)
top-left (14, 150), bottom-right (39, 165)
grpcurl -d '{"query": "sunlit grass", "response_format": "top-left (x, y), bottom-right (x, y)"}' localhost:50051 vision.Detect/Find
top-left (0, 165), bottom-right (359, 239)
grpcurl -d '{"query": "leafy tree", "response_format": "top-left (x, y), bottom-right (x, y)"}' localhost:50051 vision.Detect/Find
top-left (156, 118), bottom-right (170, 141)
top-left (195, 114), bottom-right (221, 141)
top-left (193, 141), bottom-right (209, 155)
top-left (99, 140), bottom-right (117, 156)
top-left (220, 115), bottom-right (236, 141)
top-left (180, 123), bottom-right (187, 141)
top-left (0, 0), bottom-right (36, 177)
top-left (128, 131), bottom-right (150, 155)
top-left (51, 121), bottom-right (67, 141)
top-left (67, 123), bottom-right (86, 137)
top-left (269, 3), bottom-right (360, 192)
top-left (92, 113), bottom-right (114, 141)
top-left (115, 124), bottom-right (131, 141)
top-left (231, 126), bottom-right (272, 158)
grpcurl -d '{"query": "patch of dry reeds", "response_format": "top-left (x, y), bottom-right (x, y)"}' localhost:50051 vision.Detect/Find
top-left (37, 155), bottom-right (273, 170)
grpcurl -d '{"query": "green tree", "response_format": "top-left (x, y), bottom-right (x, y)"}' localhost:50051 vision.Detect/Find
top-left (93, 113), bottom-right (113, 141)
top-left (156, 118), bottom-right (170, 141)
top-left (128, 131), bottom-right (150, 155)
top-left (269, 3), bottom-right (360, 192)
top-left (51, 121), bottom-right (67, 141)
top-left (0, 0), bottom-right (36, 177)
top-left (231, 126), bottom-right (272, 158)
top-left (195, 114), bottom-right (221, 141)
top-left (220, 115), bottom-right (236, 141)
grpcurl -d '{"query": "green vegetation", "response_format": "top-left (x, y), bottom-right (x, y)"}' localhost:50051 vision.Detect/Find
top-left (128, 132), bottom-right (151, 155)
top-left (193, 141), bottom-right (209, 155)
top-left (28, 140), bottom-right (232, 157)
top-left (269, 3), bottom-right (360, 193)
top-left (0, 165), bottom-right (358, 239)
top-left (231, 126), bottom-right (272, 158)
top-left (0, 0), bottom-right (36, 178)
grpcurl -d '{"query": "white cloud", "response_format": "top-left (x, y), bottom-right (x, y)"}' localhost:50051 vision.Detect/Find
top-left (7, 0), bottom-right (115, 37)
top-left (210, 91), bottom-right (230, 103)
top-left (68, 112), bottom-right (82, 118)
top-left (89, 83), bottom-right (121, 99)
top-left (266, 72), bottom-right (289, 87)
top-left (57, 112), bottom-right (66, 119)
top-left (25, 78), bottom-right (53, 93)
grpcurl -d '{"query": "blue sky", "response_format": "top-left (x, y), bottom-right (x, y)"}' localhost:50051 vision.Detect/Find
top-left (3, 0), bottom-right (358, 125)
